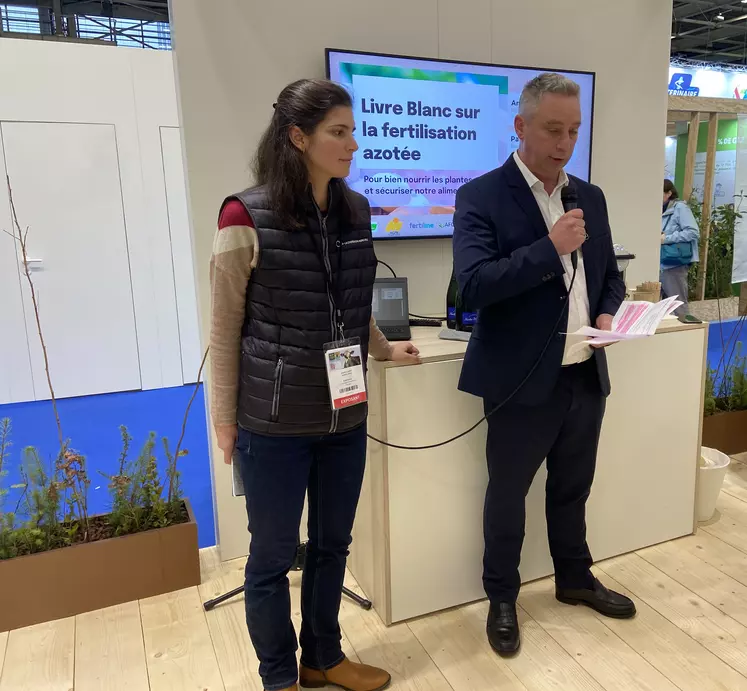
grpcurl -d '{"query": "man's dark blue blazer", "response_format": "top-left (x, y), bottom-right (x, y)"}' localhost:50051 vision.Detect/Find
top-left (453, 155), bottom-right (626, 407)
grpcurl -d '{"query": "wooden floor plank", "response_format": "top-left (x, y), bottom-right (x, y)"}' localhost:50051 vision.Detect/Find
top-left (198, 555), bottom-right (262, 691)
top-left (593, 561), bottom-right (747, 690)
top-left (408, 604), bottom-right (527, 691)
top-left (339, 573), bottom-right (453, 691)
top-left (638, 538), bottom-right (747, 628)
top-left (519, 579), bottom-right (678, 691)
top-left (457, 600), bottom-right (604, 691)
top-left (75, 601), bottom-right (150, 691)
top-left (199, 546), bottom-right (224, 585)
top-left (140, 586), bottom-right (225, 691)
top-left (724, 459), bottom-right (747, 503)
top-left (0, 618), bottom-right (75, 691)
top-left (703, 493), bottom-right (747, 554)
top-left (0, 632), bottom-right (8, 681)
top-left (605, 551), bottom-right (747, 678)
top-left (676, 531), bottom-right (747, 588)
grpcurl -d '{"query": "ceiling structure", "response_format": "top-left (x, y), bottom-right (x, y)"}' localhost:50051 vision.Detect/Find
top-left (4, 0), bottom-right (168, 23)
top-left (672, 0), bottom-right (747, 65)
top-left (3, 1), bottom-right (747, 68)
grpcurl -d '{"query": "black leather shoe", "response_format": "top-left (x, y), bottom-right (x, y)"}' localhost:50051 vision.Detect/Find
top-left (487, 602), bottom-right (520, 655)
top-left (556, 577), bottom-right (636, 619)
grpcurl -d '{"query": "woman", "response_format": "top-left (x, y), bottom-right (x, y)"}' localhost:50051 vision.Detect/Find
top-left (661, 179), bottom-right (699, 317)
top-left (210, 79), bottom-right (419, 691)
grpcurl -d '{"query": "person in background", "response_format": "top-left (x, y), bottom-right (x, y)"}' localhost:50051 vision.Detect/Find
top-left (661, 179), bottom-right (699, 318)
top-left (210, 78), bottom-right (419, 691)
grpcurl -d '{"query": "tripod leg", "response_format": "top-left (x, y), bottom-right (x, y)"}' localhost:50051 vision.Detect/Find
top-left (342, 585), bottom-right (372, 610)
top-left (203, 585), bottom-right (245, 611)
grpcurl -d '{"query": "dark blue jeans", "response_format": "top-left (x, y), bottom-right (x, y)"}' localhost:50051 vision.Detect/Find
top-left (235, 423), bottom-right (367, 691)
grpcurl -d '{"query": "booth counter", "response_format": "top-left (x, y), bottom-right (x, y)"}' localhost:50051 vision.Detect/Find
top-left (350, 322), bottom-right (707, 625)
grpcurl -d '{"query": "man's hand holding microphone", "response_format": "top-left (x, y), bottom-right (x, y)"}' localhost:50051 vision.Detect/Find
top-left (548, 207), bottom-right (614, 345)
top-left (549, 208), bottom-right (586, 258)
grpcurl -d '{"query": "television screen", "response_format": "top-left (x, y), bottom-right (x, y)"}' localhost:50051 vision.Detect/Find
top-left (326, 49), bottom-right (595, 240)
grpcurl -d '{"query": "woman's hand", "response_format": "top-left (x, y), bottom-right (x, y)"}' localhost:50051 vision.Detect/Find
top-left (661, 232), bottom-right (666, 244)
top-left (215, 423), bottom-right (238, 465)
top-left (390, 342), bottom-right (421, 364)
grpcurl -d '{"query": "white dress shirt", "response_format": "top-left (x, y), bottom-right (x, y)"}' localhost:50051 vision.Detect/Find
top-left (512, 151), bottom-right (592, 365)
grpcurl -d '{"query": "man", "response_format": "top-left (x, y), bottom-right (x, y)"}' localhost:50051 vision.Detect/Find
top-left (453, 73), bottom-right (635, 656)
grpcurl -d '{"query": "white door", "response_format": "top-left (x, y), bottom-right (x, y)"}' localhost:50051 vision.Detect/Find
top-left (1, 121), bottom-right (141, 400)
top-left (159, 126), bottom-right (203, 384)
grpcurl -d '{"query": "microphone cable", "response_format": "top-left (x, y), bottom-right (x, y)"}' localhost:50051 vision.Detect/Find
top-left (366, 265), bottom-right (578, 451)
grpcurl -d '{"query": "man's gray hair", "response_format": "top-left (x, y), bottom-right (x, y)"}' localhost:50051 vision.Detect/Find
top-left (519, 73), bottom-right (581, 118)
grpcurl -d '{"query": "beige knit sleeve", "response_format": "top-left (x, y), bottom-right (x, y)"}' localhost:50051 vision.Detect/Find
top-left (209, 224), bottom-right (258, 427)
top-left (369, 317), bottom-right (393, 361)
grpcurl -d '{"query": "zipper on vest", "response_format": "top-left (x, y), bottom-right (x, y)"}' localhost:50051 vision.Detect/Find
top-left (318, 213), bottom-right (338, 337)
top-left (271, 357), bottom-right (284, 422)
top-left (315, 208), bottom-right (341, 434)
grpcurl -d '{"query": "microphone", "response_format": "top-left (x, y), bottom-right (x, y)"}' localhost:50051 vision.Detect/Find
top-left (561, 185), bottom-right (580, 271)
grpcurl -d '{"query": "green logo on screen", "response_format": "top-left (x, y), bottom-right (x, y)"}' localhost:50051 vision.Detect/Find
top-left (371, 222), bottom-right (378, 232)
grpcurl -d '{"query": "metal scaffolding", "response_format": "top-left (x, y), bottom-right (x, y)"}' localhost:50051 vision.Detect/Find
top-left (0, 1), bottom-right (170, 50)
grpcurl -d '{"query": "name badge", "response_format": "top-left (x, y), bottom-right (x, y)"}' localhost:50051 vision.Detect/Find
top-left (323, 338), bottom-right (367, 410)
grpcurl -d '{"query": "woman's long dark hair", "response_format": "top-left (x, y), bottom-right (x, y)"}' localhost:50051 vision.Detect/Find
top-left (664, 179), bottom-right (679, 200)
top-left (254, 79), bottom-right (354, 228)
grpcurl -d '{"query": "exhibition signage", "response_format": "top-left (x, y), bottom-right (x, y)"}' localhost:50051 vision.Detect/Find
top-left (668, 64), bottom-right (747, 100)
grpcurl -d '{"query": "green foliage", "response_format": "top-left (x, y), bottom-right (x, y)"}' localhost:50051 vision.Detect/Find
top-left (729, 350), bottom-right (747, 411)
top-left (704, 343), bottom-right (747, 416)
top-left (104, 428), bottom-right (184, 538)
top-left (686, 198), bottom-right (741, 301)
top-left (0, 445), bottom-right (70, 560)
top-left (0, 418), bottom-right (10, 511)
top-left (0, 423), bottom-right (187, 561)
top-left (707, 204), bottom-right (739, 299)
top-left (704, 369), bottom-right (717, 417)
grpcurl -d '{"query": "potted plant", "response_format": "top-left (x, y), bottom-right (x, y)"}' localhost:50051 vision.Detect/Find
top-left (0, 179), bottom-right (204, 632)
top-left (702, 343), bottom-right (747, 455)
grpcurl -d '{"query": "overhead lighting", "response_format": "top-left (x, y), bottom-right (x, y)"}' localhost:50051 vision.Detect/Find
top-left (715, 13), bottom-right (725, 20)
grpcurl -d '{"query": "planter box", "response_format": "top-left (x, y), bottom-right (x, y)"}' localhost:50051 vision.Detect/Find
top-left (702, 410), bottom-right (747, 456)
top-left (0, 498), bottom-right (200, 632)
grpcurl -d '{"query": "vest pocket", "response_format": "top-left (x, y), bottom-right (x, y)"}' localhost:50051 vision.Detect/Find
top-left (271, 357), bottom-right (285, 422)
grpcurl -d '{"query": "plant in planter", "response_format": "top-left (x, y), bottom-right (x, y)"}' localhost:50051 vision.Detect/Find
top-left (702, 343), bottom-right (747, 455)
top-left (686, 194), bottom-right (747, 455)
top-left (0, 176), bottom-right (206, 631)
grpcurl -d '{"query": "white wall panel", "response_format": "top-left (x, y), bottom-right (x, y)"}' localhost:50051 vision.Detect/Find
top-left (0, 38), bottom-right (202, 399)
top-left (128, 50), bottom-right (184, 388)
top-left (0, 129), bottom-right (35, 404)
top-left (1, 121), bottom-right (141, 400)
top-left (160, 126), bottom-right (203, 383)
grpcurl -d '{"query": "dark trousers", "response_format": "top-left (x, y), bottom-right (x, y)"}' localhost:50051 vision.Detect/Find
top-left (235, 423), bottom-right (367, 691)
top-left (483, 358), bottom-right (605, 604)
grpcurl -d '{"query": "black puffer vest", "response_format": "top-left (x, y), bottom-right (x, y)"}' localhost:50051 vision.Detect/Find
top-left (221, 182), bottom-right (377, 436)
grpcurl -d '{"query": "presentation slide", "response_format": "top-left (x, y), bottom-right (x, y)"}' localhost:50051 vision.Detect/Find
top-left (327, 50), bottom-right (595, 240)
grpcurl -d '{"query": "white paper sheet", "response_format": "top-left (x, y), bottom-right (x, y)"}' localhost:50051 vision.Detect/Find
top-left (567, 296), bottom-right (683, 348)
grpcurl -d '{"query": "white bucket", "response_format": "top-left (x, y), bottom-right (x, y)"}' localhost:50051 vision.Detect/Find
top-left (697, 447), bottom-right (731, 522)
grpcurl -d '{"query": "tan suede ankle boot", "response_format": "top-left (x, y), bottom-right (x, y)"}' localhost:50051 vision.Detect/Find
top-left (299, 658), bottom-right (391, 691)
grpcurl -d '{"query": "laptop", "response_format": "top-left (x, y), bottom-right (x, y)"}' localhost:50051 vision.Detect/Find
top-left (372, 277), bottom-right (411, 341)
